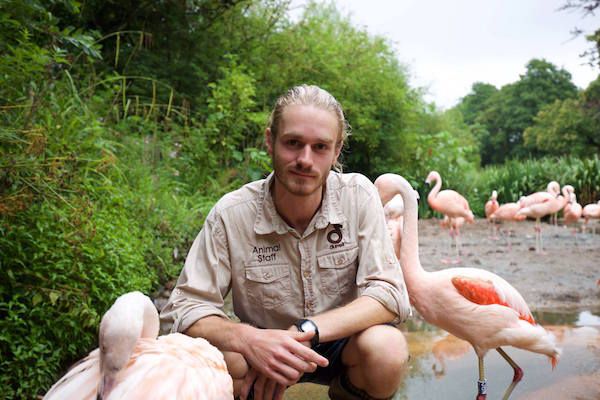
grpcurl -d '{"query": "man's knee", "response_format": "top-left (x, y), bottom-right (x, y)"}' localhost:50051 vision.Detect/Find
top-left (350, 324), bottom-right (409, 368)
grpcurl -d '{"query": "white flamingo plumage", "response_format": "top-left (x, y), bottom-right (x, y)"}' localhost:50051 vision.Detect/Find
top-left (375, 174), bottom-right (406, 259)
top-left (376, 173), bottom-right (560, 400)
top-left (485, 190), bottom-right (500, 239)
top-left (43, 292), bottom-right (233, 400)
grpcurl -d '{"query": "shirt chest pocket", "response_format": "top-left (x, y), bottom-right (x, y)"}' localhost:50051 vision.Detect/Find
top-left (317, 246), bottom-right (358, 295)
top-left (244, 263), bottom-right (291, 309)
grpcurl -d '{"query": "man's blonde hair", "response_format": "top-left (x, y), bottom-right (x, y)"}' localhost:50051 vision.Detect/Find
top-left (267, 85), bottom-right (350, 172)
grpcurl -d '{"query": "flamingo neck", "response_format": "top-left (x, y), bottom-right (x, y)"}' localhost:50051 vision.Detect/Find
top-left (427, 175), bottom-right (442, 207)
top-left (400, 184), bottom-right (427, 288)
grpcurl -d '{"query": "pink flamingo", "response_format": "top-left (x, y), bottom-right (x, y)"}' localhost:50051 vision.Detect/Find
top-left (582, 200), bottom-right (600, 234)
top-left (563, 190), bottom-right (583, 243)
top-left (518, 181), bottom-right (560, 208)
top-left (485, 190), bottom-right (500, 239)
top-left (516, 185), bottom-right (570, 254)
top-left (381, 173), bottom-right (560, 400)
top-left (375, 175), bottom-right (405, 257)
top-left (43, 292), bottom-right (233, 400)
top-left (425, 171), bottom-right (474, 264)
top-left (489, 203), bottom-right (526, 250)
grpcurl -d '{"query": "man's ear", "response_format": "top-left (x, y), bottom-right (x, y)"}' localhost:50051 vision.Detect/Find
top-left (265, 128), bottom-right (274, 157)
top-left (333, 142), bottom-right (342, 165)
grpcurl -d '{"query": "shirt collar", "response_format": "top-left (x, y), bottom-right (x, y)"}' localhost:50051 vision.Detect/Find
top-left (254, 172), bottom-right (347, 235)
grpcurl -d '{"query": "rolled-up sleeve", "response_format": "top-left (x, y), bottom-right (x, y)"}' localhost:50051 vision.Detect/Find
top-left (160, 209), bottom-right (232, 333)
top-left (355, 184), bottom-right (411, 324)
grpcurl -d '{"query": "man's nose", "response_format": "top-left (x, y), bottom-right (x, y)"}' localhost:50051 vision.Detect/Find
top-left (297, 145), bottom-right (314, 168)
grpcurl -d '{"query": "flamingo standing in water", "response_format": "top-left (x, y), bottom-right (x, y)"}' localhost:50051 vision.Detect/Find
top-left (425, 171), bottom-right (474, 264)
top-left (485, 191), bottom-right (500, 239)
top-left (582, 200), bottom-right (600, 234)
top-left (376, 173), bottom-right (560, 400)
top-left (43, 292), bottom-right (233, 400)
top-left (516, 185), bottom-right (570, 253)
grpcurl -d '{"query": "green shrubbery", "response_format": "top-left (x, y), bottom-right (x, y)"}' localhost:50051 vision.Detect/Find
top-left (463, 155), bottom-right (600, 217)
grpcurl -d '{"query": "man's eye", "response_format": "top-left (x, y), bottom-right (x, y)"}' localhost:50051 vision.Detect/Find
top-left (288, 140), bottom-right (299, 146)
top-left (315, 144), bottom-right (327, 151)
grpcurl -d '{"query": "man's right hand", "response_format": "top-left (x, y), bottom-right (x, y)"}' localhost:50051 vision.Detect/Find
top-left (240, 327), bottom-right (328, 386)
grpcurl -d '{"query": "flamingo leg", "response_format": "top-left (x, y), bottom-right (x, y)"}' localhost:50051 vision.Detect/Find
top-left (534, 217), bottom-right (543, 254)
top-left (442, 222), bottom-right (453, 264)
top-left (454, 227), bottom-right (462, 264)
top-left (476, 356), bottom-right (487, 400)
top-left (496, 347), bottom-right (523, 400)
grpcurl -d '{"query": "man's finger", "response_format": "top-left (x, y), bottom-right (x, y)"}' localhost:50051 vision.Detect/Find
top-left (286, 337), bottom-right (329, 367)
top-left (240, 368), bottom-right (257, 400)
top-left (275, 351), bottom-right (315, 376)
top-left (274, 384), bottom-right (286, 400)
top-left (253, 374), bottom-right (266, 400)
top-left (263, 378), bottom-right (276, 400)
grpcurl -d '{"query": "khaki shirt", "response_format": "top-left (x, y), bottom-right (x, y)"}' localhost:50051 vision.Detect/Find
top-left (160, 172), bottom-right (411, 333)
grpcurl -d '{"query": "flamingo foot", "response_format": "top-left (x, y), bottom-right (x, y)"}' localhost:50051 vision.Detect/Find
top-left (441, 258), bottom-right (453, 265)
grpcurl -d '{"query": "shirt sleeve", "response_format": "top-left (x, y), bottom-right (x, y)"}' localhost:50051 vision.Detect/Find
top-left (355, 182), bottom-right (412, 324)
top-left (159, 208), bottom-right (232, 333)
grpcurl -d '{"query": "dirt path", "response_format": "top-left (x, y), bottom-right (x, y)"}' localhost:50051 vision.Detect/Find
top-left (417, 218), bottom-right (600, 311)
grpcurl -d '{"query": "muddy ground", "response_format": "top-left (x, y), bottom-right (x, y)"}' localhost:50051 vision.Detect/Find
top-left (417, 217), bottom-right (600, 312)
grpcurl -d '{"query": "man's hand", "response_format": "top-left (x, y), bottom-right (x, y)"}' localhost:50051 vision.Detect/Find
top-left (239, 367), bottom-right (286, 400)
top-left (240, 328), bottom-right (328, 386)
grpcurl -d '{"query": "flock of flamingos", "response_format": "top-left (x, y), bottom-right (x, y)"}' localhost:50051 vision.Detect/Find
top-left (42, 172), bottom-right (600, 400)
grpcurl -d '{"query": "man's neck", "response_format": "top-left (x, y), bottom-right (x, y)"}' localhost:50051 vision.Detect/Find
top-left (271, 182), bottom-right (324, 235)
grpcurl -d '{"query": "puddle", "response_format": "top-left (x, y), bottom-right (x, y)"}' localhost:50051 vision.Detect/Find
top-left (285, 309), bottom-right (600, 399)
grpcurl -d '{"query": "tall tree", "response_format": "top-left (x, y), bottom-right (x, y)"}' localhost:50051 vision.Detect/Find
top-left (471, 59), bottom-right (578, 164)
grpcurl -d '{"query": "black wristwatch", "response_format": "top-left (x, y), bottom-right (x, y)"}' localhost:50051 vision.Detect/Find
top-left (294, 319), bottom-right (319, 348)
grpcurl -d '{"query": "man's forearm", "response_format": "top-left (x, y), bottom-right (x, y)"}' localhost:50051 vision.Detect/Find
top-left (184, 315), bottom-right (256, 354)
top-left (308, 296), bottom-right (395, 342)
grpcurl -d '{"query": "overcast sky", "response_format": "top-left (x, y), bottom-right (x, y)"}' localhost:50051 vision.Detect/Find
top-left (296, 0), bottom-right (600, 109)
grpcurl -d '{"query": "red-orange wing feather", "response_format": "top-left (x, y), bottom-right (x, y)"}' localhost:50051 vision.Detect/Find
top-left (452, 276), bottom-right (535, 325)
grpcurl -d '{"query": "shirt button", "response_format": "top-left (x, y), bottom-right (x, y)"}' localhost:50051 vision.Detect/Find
top-left (263, 272), bottom-right (272, 279)
top-left (303, 270), bottom-right (310, 278)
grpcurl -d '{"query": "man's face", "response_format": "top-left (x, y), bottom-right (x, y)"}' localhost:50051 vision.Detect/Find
top-left (266, 104), bottom-right (341, 199)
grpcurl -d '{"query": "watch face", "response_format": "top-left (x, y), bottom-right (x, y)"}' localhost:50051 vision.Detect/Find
top-left (300, 320), bottom-right (316, 332)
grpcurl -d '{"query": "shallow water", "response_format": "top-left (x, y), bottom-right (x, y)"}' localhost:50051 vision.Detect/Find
top-left (285, 309), bottom-right (600, 399)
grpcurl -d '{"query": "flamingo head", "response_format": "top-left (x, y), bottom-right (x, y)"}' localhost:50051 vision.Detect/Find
top-left (491, 190), bottom-right (497, 201)
top-left (425, 171), bottom-right (439, 185)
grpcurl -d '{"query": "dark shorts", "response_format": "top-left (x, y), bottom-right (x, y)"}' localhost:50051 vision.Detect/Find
top-left (298, 337), bottom-right (350, 385)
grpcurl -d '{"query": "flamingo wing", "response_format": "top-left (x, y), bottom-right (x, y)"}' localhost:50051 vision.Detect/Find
top-left (451, 274), bottom-right (535, 325)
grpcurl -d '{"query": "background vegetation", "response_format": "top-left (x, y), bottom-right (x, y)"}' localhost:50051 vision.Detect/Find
top-left (1, 0), bottom-right (598, 397)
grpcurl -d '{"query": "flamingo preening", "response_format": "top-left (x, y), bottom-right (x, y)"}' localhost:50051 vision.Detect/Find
top-left (563, 189), bottom-right (583, 243)
top-left (425, 171), bottom-right (474, 264)
top-left (376, 173), bottom-right (560, 400)
top-left (485, 190), bottom-right (500, 239)
top-left (43, 292), bottom-right (233, 400)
